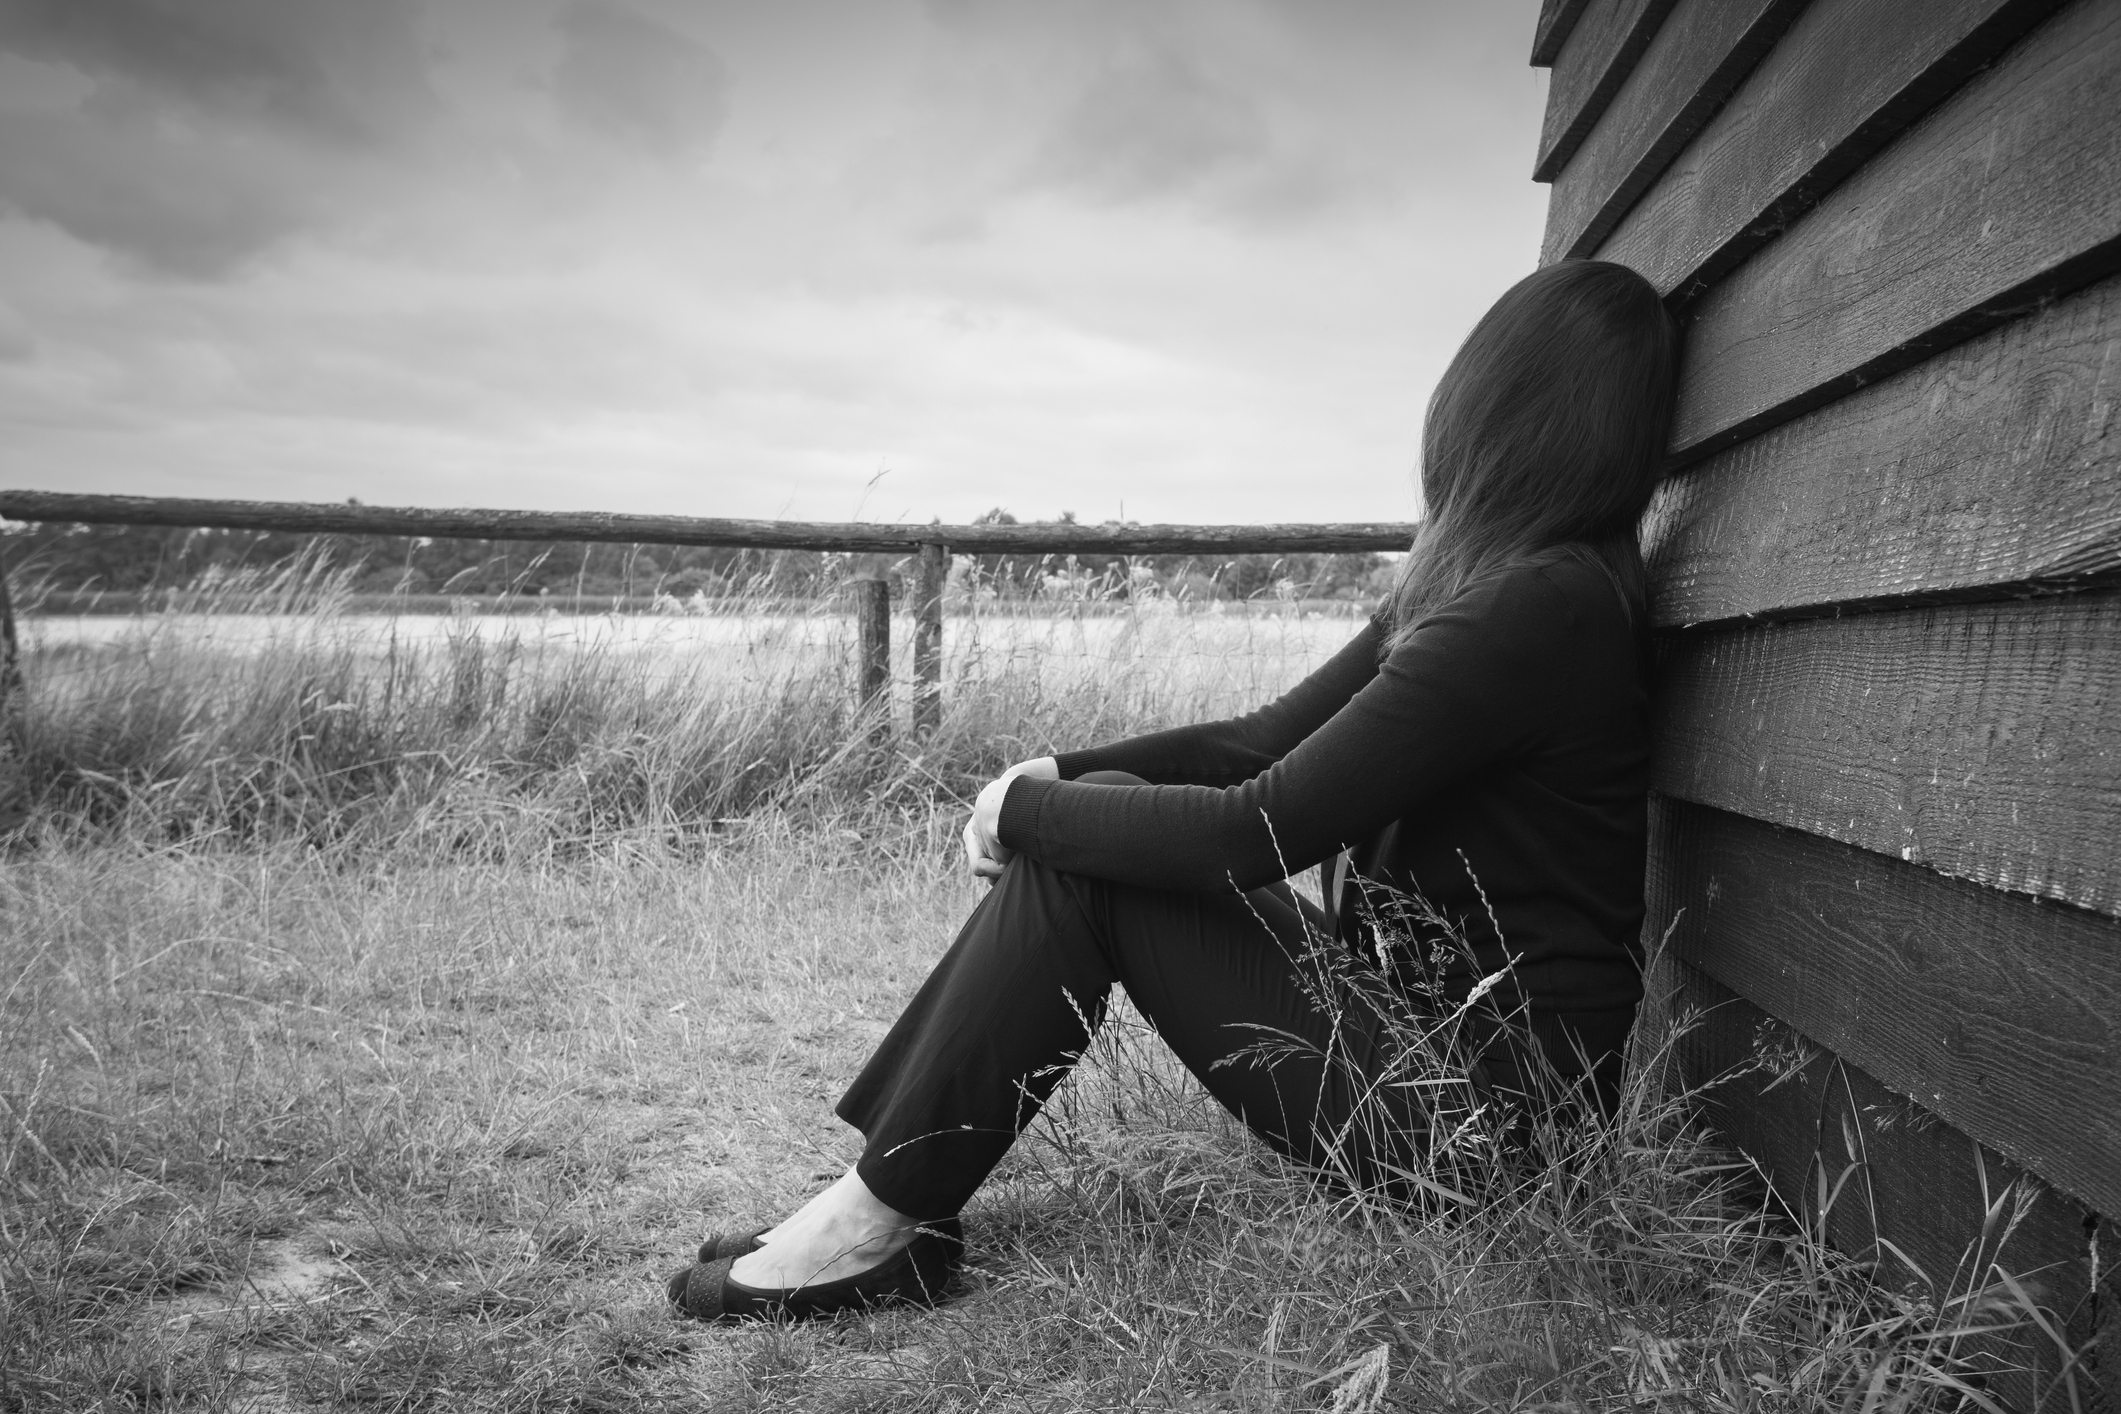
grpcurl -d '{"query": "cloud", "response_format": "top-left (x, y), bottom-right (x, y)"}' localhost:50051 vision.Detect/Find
top-left (1032, 44), bottom-right (1266, 204)
top-left (550, 1), bottom-right (729, 160)
top-left (987, 16), bottom-right (1374, 229)
top-left (0, 0), bottom-right (1548, 523)
top-left (0, 0), bottom-right (444, 276)
top-left (0, 0), bottom-right (436, 146)
top-left (0, 298), bottom-right (33, 361)
top-left (0, 107), bottom-right (310, 277)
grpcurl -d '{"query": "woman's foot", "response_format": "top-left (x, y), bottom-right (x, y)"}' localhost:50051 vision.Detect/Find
top-left (731, 1167), bottom-right (921, 1289)
top-left (664, 1166), bottom-right (965, 1321)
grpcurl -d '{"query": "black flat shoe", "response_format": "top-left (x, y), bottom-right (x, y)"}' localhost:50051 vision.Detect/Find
top-left (692, 1217), bottom-right (961, 1270)
top-left (695, 1227), bottom-right (770, 1263)
top-left (665, 1218), bottom-right (964, 1323)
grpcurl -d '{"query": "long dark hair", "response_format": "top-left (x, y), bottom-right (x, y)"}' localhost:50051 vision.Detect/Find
top-left (1384, 260), bottom-right (1678, 648)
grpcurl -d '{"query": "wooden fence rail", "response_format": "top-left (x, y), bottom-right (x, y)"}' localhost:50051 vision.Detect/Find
top-left (0, 489), bottom-right (1414, 741)
top-left (0, 490), bottom-right (1416, 556)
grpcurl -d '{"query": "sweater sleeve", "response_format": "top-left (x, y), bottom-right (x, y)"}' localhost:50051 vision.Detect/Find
top-left (997, 566), bottom-right (1579, 892)
top-left (1051, 617), bottom-right (1385, 788)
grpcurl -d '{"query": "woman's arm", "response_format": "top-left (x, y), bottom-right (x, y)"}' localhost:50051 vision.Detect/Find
top-left (1051, 617), bottom-right (1386, 789)
top-left (992, 568), bottom-right (1581, 892)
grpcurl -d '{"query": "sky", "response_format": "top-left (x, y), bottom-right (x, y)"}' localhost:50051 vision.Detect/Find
top-left (0, 0), bottom-right (1550, 527)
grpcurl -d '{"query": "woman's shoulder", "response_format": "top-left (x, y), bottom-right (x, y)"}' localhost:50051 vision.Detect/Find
top-left (1459, 547), bottom-right (1630, 634)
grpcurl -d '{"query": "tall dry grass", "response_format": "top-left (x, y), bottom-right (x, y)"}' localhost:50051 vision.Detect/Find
top-left (13, 551), bottom-right (1353, 855)
top-left (0, 554), bottom-right (2092, 1411)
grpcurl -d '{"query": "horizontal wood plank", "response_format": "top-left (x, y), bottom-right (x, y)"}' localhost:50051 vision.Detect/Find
top-left (1647, 798), bottom-right (2121, 1218)
top-left (1665, 0), bottom-right (2121, 465)
top-left (1596, 0), bottom-right (2065, 302)
top-left (1539, 0), bottom-right (1808, 265)
top-left (1641, 271), bottom-right (2121, 628)
top-left (0, 491), bottom-right (1418, 557)
top-left (1652, 593), bottom-right (2121, 916)
top-left (1531, 0), bottom-right (1596, 67)
top-left (1532, 0), bottom-right (1680, 183)
top-left (1650, 956), bottom-right (2103, 1411)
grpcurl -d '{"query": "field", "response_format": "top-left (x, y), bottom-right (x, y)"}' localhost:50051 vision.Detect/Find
top-left (0, 566), bottom-right (2078, 1411)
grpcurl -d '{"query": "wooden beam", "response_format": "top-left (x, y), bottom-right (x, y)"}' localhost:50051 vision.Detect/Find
top-left (1653, 592), bottom-right (2121, 917)
top-left (0, 491), bottom-right (1416, 557)
top-left (1652, 956), bottom-right (2104, 1413)
top-left (912, 543), bottom-right (946, 737)
top-left (1649, 797), bottom-right (2121, 1218)
top-left (1665, 0), bottom-right (2121, 466)
top-left (851, 577), bottom-right (890, 741)
top-left (1539, 0), bottom-right (1809, 265)
top-left (1642, 270), bottom-right (2121, 629)
top-left (1530, 0), bottom-right (1596, 66)
top-left (1532, 0), bottom-right (1681, 182)
top-left (0, 542), bottom-right (26, 835)
top-left (1596, 0), bottom-right (2066, 302)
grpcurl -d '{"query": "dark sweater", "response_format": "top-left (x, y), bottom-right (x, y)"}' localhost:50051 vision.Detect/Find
top-left (995, 550), bottom-right (1651, 1017)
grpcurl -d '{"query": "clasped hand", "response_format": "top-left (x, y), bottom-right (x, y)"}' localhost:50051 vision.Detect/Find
top-left (962, 756), bottom-right (1058, 881)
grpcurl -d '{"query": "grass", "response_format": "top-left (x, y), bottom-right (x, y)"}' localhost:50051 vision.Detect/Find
top-left (11, 552), bottom-right (1355, 851)
top-left (0, 556), bottom-right (2094, 1411)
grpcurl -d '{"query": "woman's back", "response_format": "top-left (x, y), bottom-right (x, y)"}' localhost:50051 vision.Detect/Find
top-left (1350, 550), bottom-right (1650, 1020)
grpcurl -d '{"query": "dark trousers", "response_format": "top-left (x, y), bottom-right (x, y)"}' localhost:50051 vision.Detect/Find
top-left (836, 775), bottom-right (1627, 1220)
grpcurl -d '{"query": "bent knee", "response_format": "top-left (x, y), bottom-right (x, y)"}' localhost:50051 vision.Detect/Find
top-left (1074, 769), bottom-right (1150, 787)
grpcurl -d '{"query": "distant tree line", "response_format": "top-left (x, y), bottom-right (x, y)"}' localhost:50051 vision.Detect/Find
top-left (1, 514), bottom-right (1398, 605)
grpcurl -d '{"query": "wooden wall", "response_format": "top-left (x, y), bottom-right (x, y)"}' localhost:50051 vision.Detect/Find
top-left (1530, 0), bottom-right (2119, 1407)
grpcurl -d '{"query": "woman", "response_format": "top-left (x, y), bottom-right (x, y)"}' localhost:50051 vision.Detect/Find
top-left (666, 259), bottom-right (1679, 1322)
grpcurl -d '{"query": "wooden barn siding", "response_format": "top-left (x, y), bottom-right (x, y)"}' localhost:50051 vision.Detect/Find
top-left (1530, 0), bottom-right (1596, 68)
top-left (1532, 0), bottom-right (2121, 1403)
top-left (1666, 0), bottom-right (2121, 467)
top-left (1648, 798), bottom-right (2121, 1218)
top-left (1653, 593), bottom-right (2121, 917)
top-left (1538, 0), bottom-right (1806, 266)
top-left (1533, 0), bottom-right (1680, 182)
top-left (1641, 270), bottom-right (2121, 629)
top-left (1652, 954), bottom-right (2105, 1408)
top-left (1591, 0), bottom-right (2072, 305)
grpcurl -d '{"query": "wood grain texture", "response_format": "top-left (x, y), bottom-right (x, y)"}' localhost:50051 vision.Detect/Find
top-left (851, 578), bottom-right (890, 714)
top-left (1646, 797), bottom-right (2121, 1218)
top-left (1531, 0), bottom-right (1596, 66)
top-left (912, 542), bottom-right (946, 736)
top-left (0, 544), bottom-right (24, 834)
top-left (1539, 0), bottom-right (1808, 265)
top-left (1596, 0), bottom-right (2065, 301)
top-left (1642, 271), bottom-right (2121, 628)
top-left (1532, 0), bottom-right (1680, 183)
top-left (1666, 0), bottom-right (2121, 465)
top-left (1652, 592), bottom-right (2121, 915)
top-left (0, 491), bottom-right (1418, 557)
top-left (1650, 956), bottom-right (2104, 1412)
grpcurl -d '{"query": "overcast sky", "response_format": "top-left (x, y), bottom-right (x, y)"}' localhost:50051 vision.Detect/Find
top-left (0, 0), bottom-right (1548, 527)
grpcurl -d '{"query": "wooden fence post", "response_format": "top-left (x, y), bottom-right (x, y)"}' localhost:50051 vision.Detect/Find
top-left (0, 543), bottom-right (29, 834)
top-left (913, 542), bottom-right (946, 736)
top-left (851, 576), bottom-right (891, 741)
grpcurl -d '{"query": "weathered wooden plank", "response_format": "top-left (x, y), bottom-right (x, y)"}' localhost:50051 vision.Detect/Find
top-left (1641, 270), bottom-right (2121, 628)
top-left (912, 542), bottom-right (946, 736)
top-left (851, 577), bottom-right (891, 738)
top-left (1531, 0), bottom-right (1596, 67)
top-left (1650, 955), bottom-right (2104, 1412)
top-left (0, 491), bottom-right (1417, 557)
top-left (1532, 0), bottom-right (1680, 183)
top-left (1596, 0), bottom-right (2066, 302)
top-left (1646, 797), bottom-right (2121, 1218)
top-left (1539, 0), bottom-right (1809, 265)
top-left (1652, 593), bottom-right (2121, 917)
top-left (0, 542), bottom-right (26, 834)
top-left (1665, 0), bottom-right (2121, 465)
